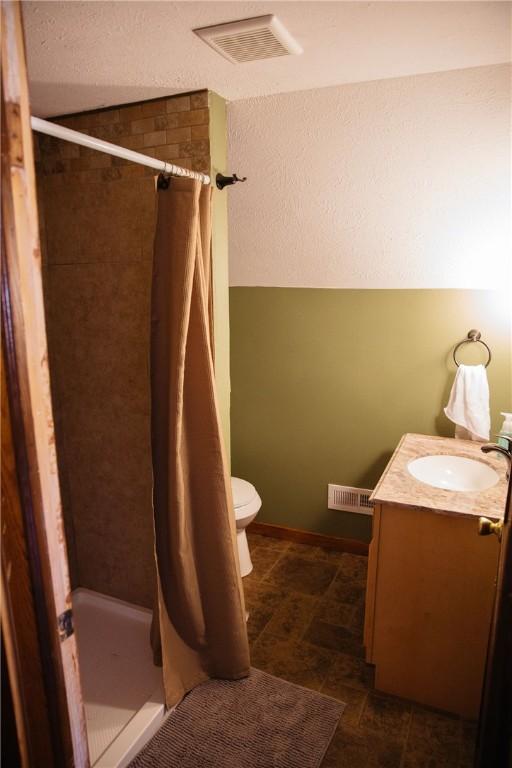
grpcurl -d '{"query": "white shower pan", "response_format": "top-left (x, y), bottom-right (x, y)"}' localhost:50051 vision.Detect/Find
top-left (72, 588), bottom-right (167, 768)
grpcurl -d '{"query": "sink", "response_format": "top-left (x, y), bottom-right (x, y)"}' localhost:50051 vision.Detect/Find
top-left (407, 455), bottom-right (499, 492)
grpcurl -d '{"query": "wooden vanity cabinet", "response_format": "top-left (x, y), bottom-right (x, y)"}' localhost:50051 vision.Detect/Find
top-left (364, 502), bottom-right (500, 719)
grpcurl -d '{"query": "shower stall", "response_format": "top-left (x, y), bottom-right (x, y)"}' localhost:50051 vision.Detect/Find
top-left (35, 93), bottom-right (214, 765)
top-left (72, 590), bottom-right (165, 767)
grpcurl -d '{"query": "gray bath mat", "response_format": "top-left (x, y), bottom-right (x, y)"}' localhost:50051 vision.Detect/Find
top-left (128, 667), bottom-right (345, 768)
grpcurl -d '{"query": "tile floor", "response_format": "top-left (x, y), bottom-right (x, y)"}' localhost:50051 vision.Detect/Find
top-left (244, 532), bottom-right (477, 768)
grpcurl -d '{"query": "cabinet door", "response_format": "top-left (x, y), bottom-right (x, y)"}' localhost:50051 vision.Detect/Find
top-left (371, 505), bottom-right (498, 718)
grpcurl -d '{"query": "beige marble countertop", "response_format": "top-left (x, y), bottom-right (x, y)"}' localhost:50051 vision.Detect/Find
top-left (370, 433), bottom-right (509, 521)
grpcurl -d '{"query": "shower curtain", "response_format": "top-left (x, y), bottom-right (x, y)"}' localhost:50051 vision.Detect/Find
top-left (150, 176), bottom-right (250, 708)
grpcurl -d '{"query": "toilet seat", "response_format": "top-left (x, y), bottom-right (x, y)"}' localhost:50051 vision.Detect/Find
top-left (231, 477), bottom-right (261, 521)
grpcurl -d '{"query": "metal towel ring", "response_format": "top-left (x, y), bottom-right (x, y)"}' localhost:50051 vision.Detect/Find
top-left (453, 329), bottom-right (491, 368)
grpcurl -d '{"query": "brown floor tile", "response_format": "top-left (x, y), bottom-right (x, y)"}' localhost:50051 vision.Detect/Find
top-left (321, 724), bottom-right (403, 768)
top-left (304, 619), bottom-right (365, 657)
top-left (324, 652), bottom-right (375, 691)
top-left (240, 569), bottom-right (262, 590)
top-left (243, 579), bottom-right (285, 606)
top-left (242, 537), bottom-right (470, 768)
top-left (314, 547), bottom-right (354, 565)
top-left (350, 603), bottom-right (366, 638)
top-left (337, 553), bottom-right (368, 583)
top-left (251, 631), bottom-right (335, 691)
top-left (402, 745), bottom-right (460, 768)
top-left (360, 692), bottom-right (412, 741)
top-left (286, 541), bottom-right (325, 559)
top-left (314, 598), bottom-right (356, 628)
top-left (248, 545), bottom-right (284, 580)
top-left (243, 581), bottom-right (285, 643)
top-left (327, 572), bottom-right (366, 605)
top-left (323, 682), bottom-right (368, 727)
top-left (401, 706), bottom-right (461, 767)
top-left (245, 603), bottom-right (275, 644)
top-left (246, 532), bottom-right (270, 548)
top-left (265, 554), bottom-right (338, 596)
top-left (407, 705), bottom-right (461, 744)
top-left (264, 591), bottom-right (318, 640)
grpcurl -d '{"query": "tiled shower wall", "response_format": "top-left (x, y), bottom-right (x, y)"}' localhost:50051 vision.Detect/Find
top-left (36, 91), bottom-right (211, 607)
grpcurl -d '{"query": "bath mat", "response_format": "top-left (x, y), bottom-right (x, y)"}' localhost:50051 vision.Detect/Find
top-left (128, 667), bottom-right (345, 768)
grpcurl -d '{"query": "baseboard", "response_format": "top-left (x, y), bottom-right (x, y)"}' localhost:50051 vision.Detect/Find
top-left (248, 521), bottom-right (369, 556)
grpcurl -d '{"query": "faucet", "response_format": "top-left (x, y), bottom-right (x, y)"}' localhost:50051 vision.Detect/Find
top-left (481, 436), bottom-right (512, 480)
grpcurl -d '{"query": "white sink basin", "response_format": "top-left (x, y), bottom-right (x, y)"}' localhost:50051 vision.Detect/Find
top-left (407, 455), bottom-right (499, 492)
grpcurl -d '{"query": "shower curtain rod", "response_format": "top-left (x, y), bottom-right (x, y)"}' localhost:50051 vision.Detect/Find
top-left (31, 116), bottom-right (211, 185)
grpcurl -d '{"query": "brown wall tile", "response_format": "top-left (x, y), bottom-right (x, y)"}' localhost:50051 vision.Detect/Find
top-left (93, 109), bottom-right (120, 126)
top-left (141, 99), bottom-right (167, 117)
top-left (155, 114), bottom-right (179, 130)
top-left (179, 139), bottom-right (210, 157)
top-left (191, 91), bottom-right (208, 109)
top-left (191, 124), bottom-right (209, 140)
top-left (152, 144), bottom-right (181, 160)
top-left (166, 126), bottom-right (192, 143)
top-left (144, 130), bottom-right (166, 147)
top-left (119, 104), bottom-right (143, 123)
top-left (131, 116), bottom-right (155, 134)
top-left (192, 157), bottom-right (210, 174)
top-left (166, 95), bottom-right (191, 113)
top-left (176, 109), bottom-right (209, 127)
top-left (60, 142), bottom-right (81, 159)
top-left (116, 134), bottom-right (145, 150)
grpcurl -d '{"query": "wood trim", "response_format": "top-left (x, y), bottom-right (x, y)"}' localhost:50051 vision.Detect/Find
top-left (1, 339), bottom-right (55, 767)
top-left (1, 2), bottom-right (89, 765)
top-left (1, 632), bottom-right (23, 768)
top-left (248, 521), bottom-right (369, 556)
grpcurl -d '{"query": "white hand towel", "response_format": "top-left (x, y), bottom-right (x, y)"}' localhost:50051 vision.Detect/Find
top-left (444, 364), bottom-right (490, 441)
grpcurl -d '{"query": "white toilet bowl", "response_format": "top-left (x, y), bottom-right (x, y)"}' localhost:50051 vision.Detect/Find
top-left (231, 477), bottom-right (262, 577)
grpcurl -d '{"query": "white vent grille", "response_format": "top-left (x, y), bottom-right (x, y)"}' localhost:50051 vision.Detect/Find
top-left (328, 484), bottom-right (374, 516)
top-left (193, 15), bottom-right (302, 64)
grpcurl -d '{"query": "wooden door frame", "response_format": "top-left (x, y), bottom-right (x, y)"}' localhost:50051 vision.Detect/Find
top-left (1, 2), bottom-right (89, 765)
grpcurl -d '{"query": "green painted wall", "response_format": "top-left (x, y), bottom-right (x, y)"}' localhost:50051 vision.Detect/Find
top-left (230, 288), bottom-right (511, 541)
top-left (209, 92), bottom-right (231, 462)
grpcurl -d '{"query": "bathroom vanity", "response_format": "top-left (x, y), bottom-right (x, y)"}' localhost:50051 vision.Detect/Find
top-left (364, 433), bottom-right (508, 719)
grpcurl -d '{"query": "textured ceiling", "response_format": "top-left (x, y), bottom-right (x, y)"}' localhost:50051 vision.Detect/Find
top-left (23, 1), bottom-right (511, 117)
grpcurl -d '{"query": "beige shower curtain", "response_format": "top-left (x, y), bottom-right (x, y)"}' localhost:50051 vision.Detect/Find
top-left (150, 176), bottom-right (250, 708)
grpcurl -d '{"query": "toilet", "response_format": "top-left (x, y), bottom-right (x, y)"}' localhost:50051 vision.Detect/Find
top-left (231, 477), bottom-right (262, 577)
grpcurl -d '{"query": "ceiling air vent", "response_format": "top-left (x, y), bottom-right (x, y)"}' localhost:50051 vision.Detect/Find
top-left (193, 15), bottom-right (302, 64)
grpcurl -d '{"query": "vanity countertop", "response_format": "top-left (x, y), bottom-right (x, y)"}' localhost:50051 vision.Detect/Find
top-left (370, 433), bottom-right (508, 520)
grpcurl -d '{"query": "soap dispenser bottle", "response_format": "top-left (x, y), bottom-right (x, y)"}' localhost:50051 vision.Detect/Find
top-left (498, 412), bottom-right (512, 448)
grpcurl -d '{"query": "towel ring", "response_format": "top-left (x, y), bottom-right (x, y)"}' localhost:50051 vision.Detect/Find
top-left (453, 329), bottom-right (491, 368)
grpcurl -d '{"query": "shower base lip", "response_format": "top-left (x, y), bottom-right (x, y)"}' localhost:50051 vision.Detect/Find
top-left (72, 588), bottom-right (167, 768)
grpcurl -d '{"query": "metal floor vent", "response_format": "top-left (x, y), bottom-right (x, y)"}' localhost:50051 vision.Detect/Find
top-left (193, 15), bottom-right (303, 64)
top-left (328, 484), bottom-right (374, 516)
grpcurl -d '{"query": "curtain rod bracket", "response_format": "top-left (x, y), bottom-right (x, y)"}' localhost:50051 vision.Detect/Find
top-left (216, 173), bottom-right (247, 191)
top-left (157, 173), bottom-right (171, 190)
